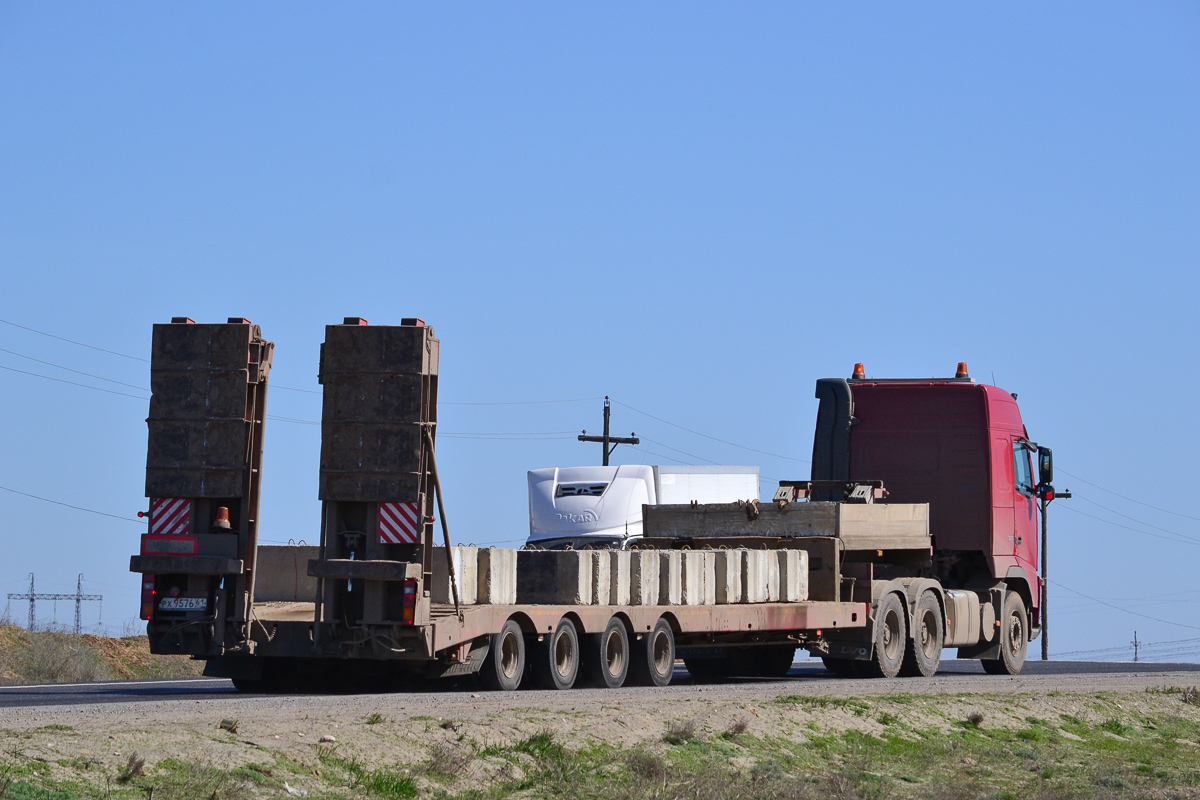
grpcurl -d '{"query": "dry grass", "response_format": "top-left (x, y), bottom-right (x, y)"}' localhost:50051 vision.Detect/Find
top-left (0, 625), bottom-right (201, 685)
top-left (663, 718), bottom-right (699, 744)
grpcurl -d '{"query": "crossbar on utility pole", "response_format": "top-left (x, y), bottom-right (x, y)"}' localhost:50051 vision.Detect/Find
top-left (578, 396), bottom-right (639, 466)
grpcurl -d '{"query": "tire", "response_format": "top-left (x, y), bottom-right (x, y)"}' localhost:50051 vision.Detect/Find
top-left (683, 655), bottom-right (730, 681)
top-left (581, 618), bottom-right (630, 689)
top-left (479, 619), bottom-right (526, 691)
top-left (231, 677), bottom-right (266, 693)
top-left (982, 592), bottom-right (1028, 675)
top-left (629, 618), bottom-right (675, 687)
top-left (900, 591), bottom-right (944, 678)
top-left (531, 618), bottom-right (580, 690)
top-left (862, 593), bottom-right (907, 678)
top-left (820, 656), bottom-right (856, 678)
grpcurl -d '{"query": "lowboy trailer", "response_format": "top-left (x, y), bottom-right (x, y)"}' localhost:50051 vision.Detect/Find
top-left (130, 318), bottom-right (1066, 691)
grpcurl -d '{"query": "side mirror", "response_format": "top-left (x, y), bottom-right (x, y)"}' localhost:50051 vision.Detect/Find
top-left (1038, 447), bottom-right (1053, 487)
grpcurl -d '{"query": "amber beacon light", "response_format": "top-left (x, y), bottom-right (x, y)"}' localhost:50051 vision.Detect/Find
top-left (852, 363), bottom-right (866, 379)
top-left (956, 362), bottom-right (970, 379)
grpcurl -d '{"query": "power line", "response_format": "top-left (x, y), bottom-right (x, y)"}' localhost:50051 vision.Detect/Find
top-left (0, 317), bottom-right (148, 362)
top-left (1058, 504), bottom-right (1200, 547)
top-left (1050, 579), bottom-right (1200, 631)
top-left (612, 399), bottom-right (810, 464)
top-left (0, 484), bottom-right (143, 525)
top-left (441, 397), bottom-right (601, 406)
top-left (1074, 493), bottom-right (1200, 543)
top-left (0, 348), bottom-right (149, 392)
top-left (0, 364), bottom-right (149, 400)
top-left (1058, 468), bottom-right (1200, 523)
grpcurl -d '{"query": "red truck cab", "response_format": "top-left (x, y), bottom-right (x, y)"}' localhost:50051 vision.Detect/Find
top-left (813, 364), bottom-right (1047, 639)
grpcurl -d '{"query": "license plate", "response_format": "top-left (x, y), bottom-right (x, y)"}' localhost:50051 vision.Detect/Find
top-left (158, 597), bottom-right (207, 611)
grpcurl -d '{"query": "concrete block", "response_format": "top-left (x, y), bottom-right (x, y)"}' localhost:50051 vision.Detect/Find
top-left (713, 549), bottom-right (742, 605)
top-left (777, 549), bottom-right (809, 602)
top-left (516, 550), bottom-right (594, 605)
top-left (432, 545), bottom-right (478, 605)
top-left (254, 545), bottom-right (319, 602)
top-left (477, 547), bottom-right (517, 605)
top-left (630, 551), bottom-right (659, 605)
top-left (680, 551), bottom-right (704, 606)
top-left (766, 548), bottom-right (781, 602)
top-left (658, 551), bottom-right (682, 605)
top-left (741, 549), bottom-right (769, 603)
top-left (609, 550), bottom-right (631, 606)
top-left (702, 551), bottom-right (717, 605)
top-left (591, 551), bottom-right (612, 605)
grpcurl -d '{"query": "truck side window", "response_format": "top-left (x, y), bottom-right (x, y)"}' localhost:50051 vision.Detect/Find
top-left (1012, 441), bottom-right (1034, 496)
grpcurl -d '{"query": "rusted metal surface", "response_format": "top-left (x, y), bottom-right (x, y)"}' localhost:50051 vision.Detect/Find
top-left (318, 324), bottom-right (439, 502)
top-left (308, 559), bottom-right (421, 582)
top-left (130, 555), bottom-right (244, 575)
top-left (146, 322), bottom-right (272, 499)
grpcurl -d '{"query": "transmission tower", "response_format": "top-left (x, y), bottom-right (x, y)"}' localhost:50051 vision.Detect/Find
top-left (6, 573), bottom-right (102, 634)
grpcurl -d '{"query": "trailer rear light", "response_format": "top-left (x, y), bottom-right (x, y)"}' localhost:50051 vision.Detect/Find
top-left (956, 362), bottom-right (969, 379)
top-left (402, 580), bottom-right (418, 625)
top-left (852, 363), bottom-right (865, 379)
top-left (140, 576), bottom-right (156, 620)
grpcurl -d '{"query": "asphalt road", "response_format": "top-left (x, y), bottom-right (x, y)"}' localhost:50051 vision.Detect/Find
top-left (3, 659), bottom-right (1198, 709)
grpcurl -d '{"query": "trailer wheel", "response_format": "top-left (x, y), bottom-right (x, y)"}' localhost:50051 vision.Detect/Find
top-left (479, 619), bottom-right (526, 691)
top-left (820, 656), bottom-right (856, 678)
top-left (900, 591), bottom-right (944, 678)
top-left (531, 618), bottom-right (580, 690)
top-left (582, 617), bottom-right (630, 688)
top-left (629, 618), bottom-right (675, 687)
top-left (982, 592), bottom-right (1027, 675)
top-left (862, 593), bottom-right (907, 678)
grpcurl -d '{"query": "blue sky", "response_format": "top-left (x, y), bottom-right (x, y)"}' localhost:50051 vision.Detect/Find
top-left (1, 4), bottom-right (1197, 660)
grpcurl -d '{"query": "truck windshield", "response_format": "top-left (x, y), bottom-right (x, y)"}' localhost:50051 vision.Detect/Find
top-left (1012, 442), bottom-right (1034, 496)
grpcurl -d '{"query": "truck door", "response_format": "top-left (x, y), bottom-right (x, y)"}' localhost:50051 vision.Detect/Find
top-left (991, 438), bottom-right (1014, 557)
top-left (1012, 441), bottom-right (1038, 564)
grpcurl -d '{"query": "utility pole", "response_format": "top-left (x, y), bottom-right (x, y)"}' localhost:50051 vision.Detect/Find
top-left (6, 573), bottom-right (102, 634)
top-left (1132, 631), bottom-right (1139, 662)
top-left (578, 397), bottom-right (639, 466)
top-left (1039, 482), bottom-right (1071, 661)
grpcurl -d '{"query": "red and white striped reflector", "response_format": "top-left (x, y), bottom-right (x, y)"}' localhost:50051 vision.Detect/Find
top-left (149, 498), bottom-right (191, 536)
top-left (378, 502), bottom-right (421, 544)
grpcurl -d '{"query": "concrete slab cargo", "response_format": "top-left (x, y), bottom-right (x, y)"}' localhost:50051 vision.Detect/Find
top-left (658, 551), bottom-right (682, 606)
top-left (432, 546), bottom-right (478, 605)
top-left (630, 551), bottom-right (659, 605)
top-left (591, 551), bottom-right (612, 605)
top-left (741, 549), bottom-right (770, 603)
top-left (609, 550), bottom-right (631, 606)
top-left (778, 549), bottom-right (808, 602)
top-left (713, 549), bottom-right (742, 604)
top-left (477, 547), bottom-right (517, 605)
top-left (516, 550), bottom-right (594, 605)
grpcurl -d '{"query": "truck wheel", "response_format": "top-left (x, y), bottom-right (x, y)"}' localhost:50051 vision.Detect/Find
top-left (531, 618), bottom-right (580, 690)
top-left (582, 617), bottom-right (630, 689)
top-left (982, 592), bottom-right (1028, 675)
top-left (231, 677), bottom-right (266, 693)
top-left (900, 591), bottom-right (944, 678)
top-left (629, 618), bottom-right (675, 687)
top-left (820, 656), bottom-right (856, 678)
top-left (863, 593), bottom-right (907, 678)
top-left (479, 619), bottom-right (526, 691)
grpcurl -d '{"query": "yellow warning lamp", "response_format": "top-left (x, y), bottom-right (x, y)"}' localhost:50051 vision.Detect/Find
top-left (212, 506), bottom-right (232, 531)
top-left (852, 363), bottom-right (866, 380)
top-left (956, 362), bottom-right (970, 379)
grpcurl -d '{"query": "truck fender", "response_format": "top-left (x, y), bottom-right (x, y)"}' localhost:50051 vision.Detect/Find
top-left (866, 580), bottom-right (913, 658)
top-left (898, 578), bottom-right (947, 640)
top-left (1004, 566), bottom-right (1038, 642)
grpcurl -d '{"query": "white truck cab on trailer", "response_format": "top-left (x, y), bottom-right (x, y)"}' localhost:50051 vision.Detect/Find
top-left (526, 465), bottom-right (759, 549)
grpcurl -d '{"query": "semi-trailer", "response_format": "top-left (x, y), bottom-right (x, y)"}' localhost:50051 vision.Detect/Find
top-left (130, 317), bottom-right (1066, 691)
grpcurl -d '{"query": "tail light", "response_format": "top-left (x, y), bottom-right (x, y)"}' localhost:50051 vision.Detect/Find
top-left (140, 576), bottom-right (156, 620)
top-left (402, 579), bottom-right (418, 625)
